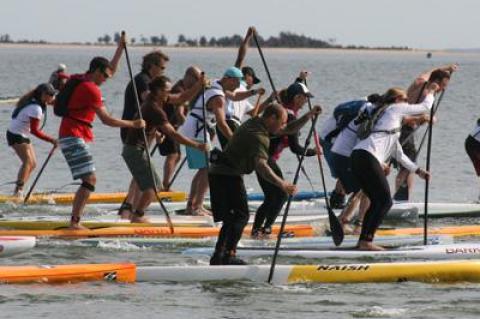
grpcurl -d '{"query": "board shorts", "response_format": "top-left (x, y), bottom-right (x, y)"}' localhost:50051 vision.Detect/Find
top-left (122, 144), bottom-right (160, 191)
top-left (59, 137), bottom-right (95, 180)
top-left (6, 131), bottom-right (30, 146)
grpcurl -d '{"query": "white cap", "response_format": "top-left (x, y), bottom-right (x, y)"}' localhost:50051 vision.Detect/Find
top-left (57, 63), bottom-right (67, 71)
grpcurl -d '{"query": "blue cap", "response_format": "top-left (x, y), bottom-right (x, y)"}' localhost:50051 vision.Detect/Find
top-left (223, 67), bottom-right (244, 79)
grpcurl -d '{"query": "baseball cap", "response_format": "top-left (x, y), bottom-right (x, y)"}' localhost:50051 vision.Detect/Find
top-left (36, 83), bottom-right (57, 96)
top-left (286, 82), bottom-right (314, 98)
top-left (57, 63), bottom-right (67, 71)
top-left (223, 67), bottom-right (244, 79)
top-left (242, 66), bottom-right (261, 84)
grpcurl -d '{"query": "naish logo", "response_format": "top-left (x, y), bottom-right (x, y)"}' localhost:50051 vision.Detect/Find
top-left (445, 247), bottom-right (480, 254)
top-left (316, 265), bottom-right (370, 271)
top-left (103, 272), bottom-right (118, 281)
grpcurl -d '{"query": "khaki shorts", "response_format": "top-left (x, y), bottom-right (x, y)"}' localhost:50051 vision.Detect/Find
top-left (122, 144), bottom-right (160, 191)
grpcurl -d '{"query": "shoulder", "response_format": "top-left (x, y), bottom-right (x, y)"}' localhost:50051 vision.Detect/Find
top-left (77, 81), bottom-right (101, 95)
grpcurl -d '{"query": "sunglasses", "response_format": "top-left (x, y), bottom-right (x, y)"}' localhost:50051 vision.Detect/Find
top-left (101, 69), bottom-right (111, 79)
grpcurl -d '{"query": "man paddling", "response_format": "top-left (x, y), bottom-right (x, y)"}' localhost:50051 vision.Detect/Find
top-left (118, 50), bottom-right (170, 219)
top-left (209, 103), bottom-right (321, 265)
top-left (58, 33), bottom-right (145, 229)
top-left (393, 64), bottom-right (457, 201)
top-left (122, 76), bottom-right (208, 223)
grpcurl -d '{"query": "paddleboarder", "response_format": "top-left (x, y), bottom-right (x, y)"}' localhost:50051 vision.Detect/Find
top-left (393, 64), bottom-right (457, 201)
top-left (351, 86), bottom-right (437, 250)
top-left (251, 77), bottom-right (318, 238)
top-left (6, 83), bottom-right (58, 198)
top-left (58, 33), bottom-right (145, 229)
top-left (122, 76), bottom-right (209, 223)
top-left (209, 103), bottom-right (320, 265)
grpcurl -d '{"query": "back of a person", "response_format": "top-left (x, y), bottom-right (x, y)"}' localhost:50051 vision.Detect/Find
top-left (9, 103), bottom-right (42, 137)
top-left (59, 78), bottom-right (102, 141)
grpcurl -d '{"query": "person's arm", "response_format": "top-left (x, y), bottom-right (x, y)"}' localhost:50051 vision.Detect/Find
top-left (167, 76), bottom-right (206, 105)
top-left (29, 118), bottom-right (56, 145)
top-left (287, 132), bottom-right (316, 156)
top-left (255, 157), bottom-right (297, 195)
top-left (246, 93), bottom-right (265, 117)
top-left (160, 122), bottom-right (208, 151)
top-left (175, 104), bottom-right (187, 125)
top-left (278, 106), bottom-right (321, 136)
top-left (109, 32), bottom-right (127, 76)
top-left (96, 106), bottom-right (145, 128)
top-left (224, 87), bottom-right (265, 102)
top-left (234, 27), bottom-right (254, 68)
top-left (210, 96), bottom-right (233, 140)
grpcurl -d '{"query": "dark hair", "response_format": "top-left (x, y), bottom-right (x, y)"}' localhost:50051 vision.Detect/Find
top-left (279, 89), bottom-right (293, 105)
top-left (367, 93), bottom-right (382, 104)
top-left (148, 75), bottom-right (171, 93)
top-left (88, 56), bottom-right (112, 73)
top-left (142, 50), bottom-right (169, 73)
top-left (429, 69), bottom-right (451, 84)
top-left (13, 86), bottom-right (47, 118)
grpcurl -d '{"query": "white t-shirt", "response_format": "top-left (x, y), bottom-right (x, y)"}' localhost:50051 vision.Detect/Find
top-left (331, 103), bottom-right (373, 157)
top-left (225, 83), bottom-right (254, 123)
top-left (353, 93), bottom-right (434, 172)
top-left (319, 115), bottom-right (337, 141)
top-left (8, 103), bottom-right (43, 137)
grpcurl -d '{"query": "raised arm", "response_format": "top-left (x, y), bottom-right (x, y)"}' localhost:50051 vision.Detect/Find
top-left (110, 32), bottom-right (127, 76)
top-left (224, 87), bottom-right (265, 102)
top-left (234, 27), bottom-right (254, 68)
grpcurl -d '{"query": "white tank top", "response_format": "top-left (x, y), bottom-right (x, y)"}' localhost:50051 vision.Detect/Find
top-left (180, 80), bottom-right (224, 140)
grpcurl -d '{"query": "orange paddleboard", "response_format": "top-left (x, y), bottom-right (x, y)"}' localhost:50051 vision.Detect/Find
top-left (0, 263), bottom-right (136, 284)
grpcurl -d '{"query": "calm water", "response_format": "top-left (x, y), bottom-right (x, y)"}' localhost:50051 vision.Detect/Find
top-left (1, 45), bottom-right (480, 318)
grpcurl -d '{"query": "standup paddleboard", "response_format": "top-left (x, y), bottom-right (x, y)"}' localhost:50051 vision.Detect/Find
top-left (0, 191), bottom-right (187, 204)
top-left (0, 236), bottom-right (36, 257)
top-left (0, 224), bottom-right (314, 239)
top-left (184, 243), bottom-right (480, 260)
top-left (396, 202), bottom-right (480, 218)
top-left (377, 225), bottom-right (480, 237)
top-left (76, 234), bottom-right (452, 249)
top-left (0, 263), bottom-right (136, 284)
top-left (0, 215), bottom-right (325, 230)
top-left (136, 260), bottom-right (480, 284)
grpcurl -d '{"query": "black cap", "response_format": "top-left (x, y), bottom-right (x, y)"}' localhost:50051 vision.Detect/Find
top-left (35, 83), bottom-right (57, 96)
top-left (242, 66), bottom-right (261, 85)
top-left (88, 56), bottom-right (112, 73)
top-left (286, 82), bottom-right (313, 98)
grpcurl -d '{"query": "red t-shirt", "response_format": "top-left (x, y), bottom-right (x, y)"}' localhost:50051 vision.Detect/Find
top-left (58, 79), bottom-right (103, 142)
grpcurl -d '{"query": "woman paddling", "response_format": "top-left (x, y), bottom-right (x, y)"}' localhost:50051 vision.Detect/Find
top-left (350, 85), bottom-right (438, 250)
top-left (251, 77), bottom-right (317, 238)
top-left (6, 83), bottom-right (58, 197)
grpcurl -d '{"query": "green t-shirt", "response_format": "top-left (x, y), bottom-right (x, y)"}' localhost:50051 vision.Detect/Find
top-left (210, 117), bottom-right (270, 176)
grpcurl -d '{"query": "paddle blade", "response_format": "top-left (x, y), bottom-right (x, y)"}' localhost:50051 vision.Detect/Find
top-left (328, 208), bottom-right (344, 246)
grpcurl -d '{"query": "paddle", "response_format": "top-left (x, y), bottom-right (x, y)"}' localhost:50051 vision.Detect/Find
top-left (304, 79), bottom-right (344, 246)
top-left (268, 113), bottom-right (319, 284)
top-left (200, 74), bottom-right (209, 168)
top-left (423, 88), bottom-right (447, 245)
top-left (24, 145), bottom-right (56, 204)
top-left (122, 30), bottom-right (174, 234)
top-left (252, 29), bottom-right (313, 185)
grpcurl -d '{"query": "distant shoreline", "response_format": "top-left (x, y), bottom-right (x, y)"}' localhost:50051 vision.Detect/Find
top-left (0, 42), bottom-right (451, 54)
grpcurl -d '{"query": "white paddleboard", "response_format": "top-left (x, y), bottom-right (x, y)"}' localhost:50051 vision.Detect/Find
top-left (0, 236), bottom-right (36, 257)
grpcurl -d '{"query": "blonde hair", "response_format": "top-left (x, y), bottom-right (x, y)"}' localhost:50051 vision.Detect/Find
top-left (381, 87), bottom-right (406, 105)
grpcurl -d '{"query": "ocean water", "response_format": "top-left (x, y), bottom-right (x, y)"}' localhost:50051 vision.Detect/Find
top-left (1, 45), bottom-right (480, 318)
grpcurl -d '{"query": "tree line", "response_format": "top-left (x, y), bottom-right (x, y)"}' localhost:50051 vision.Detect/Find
top-left (0, 32), bottom-right (410, 50)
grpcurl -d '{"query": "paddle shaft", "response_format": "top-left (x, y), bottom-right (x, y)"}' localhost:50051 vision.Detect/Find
top-left (268, 114), bottom-right (319, 283)
top-left (423, 89), bottom-right (447, 245)
top-left (122, 31), bottom-right (174, 233)
top-left (252, 32), bottom-right (279, 102)
top-left (200, 80), bottom-right (209, 169)
top-left (304, 79), bottom-right (344, 246)
top-left (24, 146), bottom-right (56, 204)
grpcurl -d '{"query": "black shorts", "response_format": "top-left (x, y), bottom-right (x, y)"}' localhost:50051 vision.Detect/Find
top-left (158, 136), bottom-right (180, 156)
top-left (6, 131), bottom-right (30, 146)
top-left (466, 135), bottom-right (480, 176)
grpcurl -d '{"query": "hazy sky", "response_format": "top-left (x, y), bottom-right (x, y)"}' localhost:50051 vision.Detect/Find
top-left (1, 0), bottom-right (478, 49)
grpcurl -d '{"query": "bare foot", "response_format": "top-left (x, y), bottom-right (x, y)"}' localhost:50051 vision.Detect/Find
top-left (353, 226), bottom-right (362, 235)
top-left (69, 223), bottom-right (89, 230)
top-left (357, 241), bottom-right (386, 251)
top-left (342, 223), bottom-right (354, 235)
top-left (118, 210), bottom-right (131, 220)
top-left (130, 215), bottom-right (150, 223)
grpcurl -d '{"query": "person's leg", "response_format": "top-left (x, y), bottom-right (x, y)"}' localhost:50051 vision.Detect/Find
top-left (70, 173), bottom-right (96, 229)
top-left (163, 152), bottom-right (180, 191)
top-left (12, 143), bottom-right (36, 195)
top-left (118, 178), bottom-right (139, 219)
top-left (209, 174), bottom-right (232, 265)
top-left (191, 168), bottom-right (210, 215)
top-left (351, 150), bottom-right (392, 250)
top-left (131, 188), bottom-right (155, 223)
top-left (353, 192), bottom-right (370, 235)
